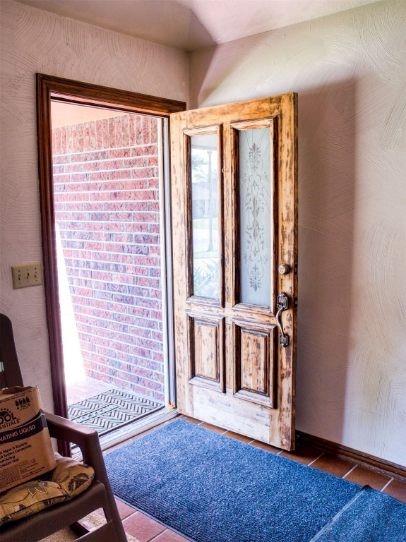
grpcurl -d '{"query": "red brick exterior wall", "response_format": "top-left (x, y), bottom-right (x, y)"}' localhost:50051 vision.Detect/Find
top-left (52, 113), bottom-right (165, 403)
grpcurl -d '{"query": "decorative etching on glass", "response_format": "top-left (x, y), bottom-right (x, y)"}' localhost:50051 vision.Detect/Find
top-left (190, 134), bottom-right (220, 300)
top-left (239, 127), bottom-right (272, 307)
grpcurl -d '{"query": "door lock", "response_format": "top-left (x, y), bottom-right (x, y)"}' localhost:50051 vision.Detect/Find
top-left (278, 263), bottom-right (291, 275)
top-left (276, 292), bottom-right (290, 347)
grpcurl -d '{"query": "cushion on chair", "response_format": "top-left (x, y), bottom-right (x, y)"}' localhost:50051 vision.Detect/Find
top-left (52, 455), bottom-right (94, 498)
top-left (0, 455), bottom-right (95, 526)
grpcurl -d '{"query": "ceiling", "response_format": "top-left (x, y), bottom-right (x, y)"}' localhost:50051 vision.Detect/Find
top-left (17, 0), bottom-right (377, 51)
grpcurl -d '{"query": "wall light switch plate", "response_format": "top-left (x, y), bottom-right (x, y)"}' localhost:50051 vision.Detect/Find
top-left (11, 262), bottom-right (43, 289)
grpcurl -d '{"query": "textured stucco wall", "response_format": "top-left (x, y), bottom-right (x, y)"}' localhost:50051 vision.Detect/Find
top-left (0, 0), bottom-right (188, 411)
top-left (190, 0), bottom-right (406, 464)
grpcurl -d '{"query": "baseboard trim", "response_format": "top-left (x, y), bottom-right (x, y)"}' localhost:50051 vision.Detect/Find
top-left (297, 431), bottom-right (405, 480)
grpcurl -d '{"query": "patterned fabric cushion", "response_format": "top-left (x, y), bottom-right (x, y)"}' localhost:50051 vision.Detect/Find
top-left (0, 480), bottom-right (66, 525)
top-left (0, 456), bottom-right (95, 526)
top-left (52, 456), bottom-right (94, 498)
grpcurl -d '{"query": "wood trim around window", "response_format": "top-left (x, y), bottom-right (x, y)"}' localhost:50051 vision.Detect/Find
top-left (36, 73), bottom-right (186, 452)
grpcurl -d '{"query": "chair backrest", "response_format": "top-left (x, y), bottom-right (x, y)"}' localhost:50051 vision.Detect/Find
top-left (0, 314), bottom-right (24, 387)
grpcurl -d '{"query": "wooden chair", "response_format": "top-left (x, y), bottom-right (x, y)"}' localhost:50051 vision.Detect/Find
top-left (0, 314), bottom-right (127, 542)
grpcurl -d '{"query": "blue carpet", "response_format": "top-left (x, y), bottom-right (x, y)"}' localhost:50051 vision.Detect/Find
top-left (105, 419), bottom-right (406, 542)
top-left (312, 487), bottom-right (406, 542)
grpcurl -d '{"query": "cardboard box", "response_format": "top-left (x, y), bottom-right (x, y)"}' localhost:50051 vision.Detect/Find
top-left (0, 386), bottom-right (56, 493)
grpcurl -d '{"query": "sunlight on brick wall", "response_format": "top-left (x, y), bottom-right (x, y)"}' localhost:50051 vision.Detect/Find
top-left (52, 113), bottom-right (164, 402)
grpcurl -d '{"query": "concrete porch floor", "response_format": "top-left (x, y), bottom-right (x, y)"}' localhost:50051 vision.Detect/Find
top-left (66, 375), bottom-right (114, 405)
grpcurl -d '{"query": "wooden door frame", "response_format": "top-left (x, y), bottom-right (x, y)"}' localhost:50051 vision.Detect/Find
top-left (36, 73), bottom-right (186, 452)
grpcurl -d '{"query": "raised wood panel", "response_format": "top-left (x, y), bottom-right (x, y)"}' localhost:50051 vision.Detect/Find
top-left (188, 315), bottom-right (224, 392)
top-left (240, 330), bottom-right (268, 393)
top-left (233, 322), bottom-right (276, 407)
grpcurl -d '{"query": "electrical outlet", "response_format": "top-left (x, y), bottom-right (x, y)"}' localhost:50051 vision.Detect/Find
top-left (11, 263), bottom-right (43, 289)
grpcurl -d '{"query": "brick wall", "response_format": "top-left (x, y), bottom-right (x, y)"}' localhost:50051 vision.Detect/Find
top-left (52, 113), bottom-right (165, 403)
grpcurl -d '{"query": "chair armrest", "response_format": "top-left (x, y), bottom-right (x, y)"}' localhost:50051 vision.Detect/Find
top-left (45, 411), bottom-right (96, 447)
top-left (45, 412), bottom-right (112, 491)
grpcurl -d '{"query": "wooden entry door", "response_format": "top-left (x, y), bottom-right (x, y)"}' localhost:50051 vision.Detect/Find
top-left (170, 94), bottom-right (297, 450)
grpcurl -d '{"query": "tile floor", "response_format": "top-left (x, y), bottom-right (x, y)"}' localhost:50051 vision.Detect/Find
top-left (106, 415), bottom-right (406, 542)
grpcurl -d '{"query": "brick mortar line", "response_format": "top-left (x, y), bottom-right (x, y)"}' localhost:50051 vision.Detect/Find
top-left (67, 280), bottom-right (162, 292)
top-left (59, 233), bottom-right (160, 241)
top-left (78, 329), bottom-right (164, 354)
top-left (55, 199), bottom-right (160, 205)
top-left (52, 142), bottom-right (156, 157)
top-left (83, 368), bottom-right (164, 394)
top-left (57, 219), bottom-right (159, 225)
top-left (77, 324), bottom-right (163, 344)
top-left (78, 324), bottom-right (164, 346)
top-left (66, 279), bottom-right (163, 294)
top-left (69, 293), bottom-right (162, 312)
top-left (79, 347), bottom-right (164, 373)
top-left (73, 310), bottom-right (163, 332)
top-left (82, 356), bottom-right (165, 382)
top-left (79, 349), bottom-right (164, 374)
top-left (55, 188), bottom-right (160, 194)
top-left (55, 209), bottom-right (160, 215)
top-left (76, 321), bottom-right (163, 341)
top-left (53, 180), bottom-right (159, 186)
top-left (79, 344), bottom-right (164, 366)
top-left (65, 265), bottom-right (161, 275)
top-left (60, 248), bottom-right (161, 259)
top-left (53, 165), bottom-right (159, 175)
top-left (80, 357), bottom-right (165, 384)
top-left (69, 304), bottom-right (162, 322)
top-left (53, 154), bottom-right (158, 166)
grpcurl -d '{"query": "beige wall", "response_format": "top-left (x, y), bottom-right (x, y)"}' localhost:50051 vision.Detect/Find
top-left (0, 0), bottom-right (188, 411)
top-left (190, 0), bottom-right (406, 464)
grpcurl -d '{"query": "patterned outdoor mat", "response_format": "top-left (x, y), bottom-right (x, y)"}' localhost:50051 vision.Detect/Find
top-left (68, 388), bottom-right (162, 437)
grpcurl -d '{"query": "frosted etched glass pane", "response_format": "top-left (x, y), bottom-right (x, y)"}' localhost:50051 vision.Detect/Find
top-left (239, 127), bottom-right (272, 307)
top-left (190, 134), bottom-right (220, 300)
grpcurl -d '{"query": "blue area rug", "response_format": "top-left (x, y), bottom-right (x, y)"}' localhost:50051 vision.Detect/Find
top-left (104, 419), bottom-right (406, 542)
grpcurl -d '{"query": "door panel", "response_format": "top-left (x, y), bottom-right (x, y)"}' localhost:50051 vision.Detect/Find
top-left (233, 321), bottom-right (277, 408)
top-left (188, 314), bottom-right (225, 392)
top-left (171, 94), bottom-right (297, 450)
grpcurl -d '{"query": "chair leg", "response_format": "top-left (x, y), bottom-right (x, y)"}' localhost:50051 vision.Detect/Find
top-left (102, 490), bottom-right (127, 542)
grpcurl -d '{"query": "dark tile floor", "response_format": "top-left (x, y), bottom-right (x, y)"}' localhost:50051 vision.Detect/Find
top-left (110, 415), bottom-right (406, 542)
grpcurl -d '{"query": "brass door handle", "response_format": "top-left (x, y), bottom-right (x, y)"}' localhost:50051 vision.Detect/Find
top-left (276, 292), bottom-right (290, 347)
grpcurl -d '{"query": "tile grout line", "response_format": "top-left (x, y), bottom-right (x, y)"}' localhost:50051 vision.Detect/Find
top-left (380, 477), bottom-right (394, 492)
top-left (307, 453), bottom-right (324, 466)
top-left (342, 464), bottom-right (358, 479)
top-left (147, 528), bottom-right (169, 542)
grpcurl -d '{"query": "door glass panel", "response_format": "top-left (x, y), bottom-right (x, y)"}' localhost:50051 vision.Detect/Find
top-left (190, 133), bottom-right (220, 300)
top-left (239, 127), bottom-right (272, 307)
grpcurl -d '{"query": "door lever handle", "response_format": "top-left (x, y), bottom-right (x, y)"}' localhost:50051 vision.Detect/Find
top-left (276, 292), bottom-right (290, 347)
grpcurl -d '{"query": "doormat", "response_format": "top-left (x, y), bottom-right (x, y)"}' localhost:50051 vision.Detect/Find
top-left (104, 419), bottom-right (406, 542)
top-left (68, 388), bottom-right (162, 437)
